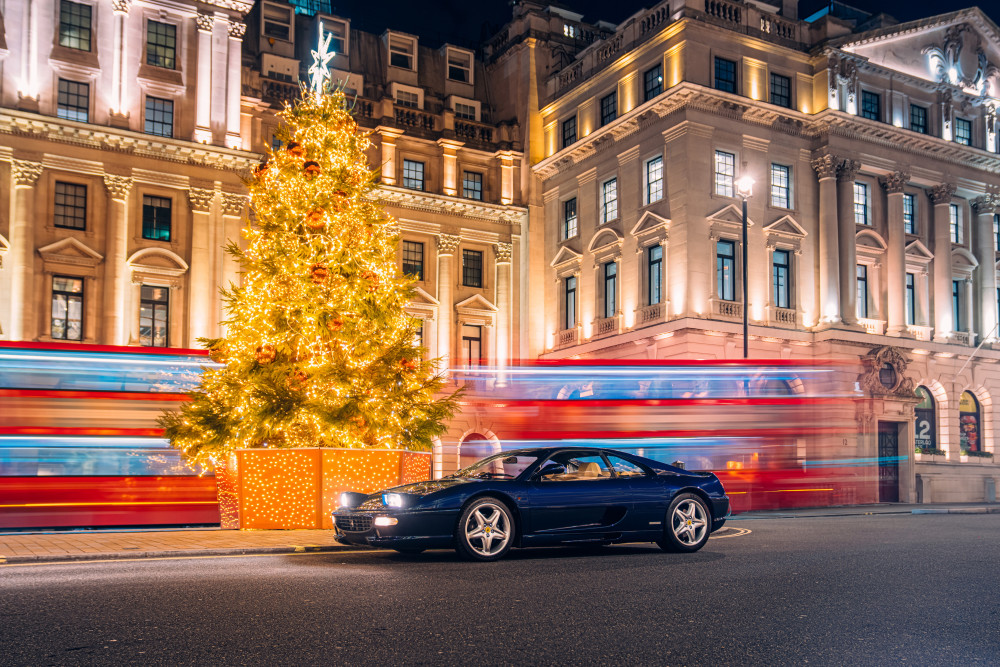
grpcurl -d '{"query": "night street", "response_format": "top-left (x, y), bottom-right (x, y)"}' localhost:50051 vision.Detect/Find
top-left (3, 513), bottom-right (998, 665)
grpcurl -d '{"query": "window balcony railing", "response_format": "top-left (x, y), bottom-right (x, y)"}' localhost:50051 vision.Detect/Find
top-left (858, 318), bottom-right (886, 335)
top-left (906, 325), bottom-right (933, 341)
top-left (952, 331), bottom-right (973, 346)
top-left (593, 315), bottom-right (621, 339)
top-left (712, 299), bottom-right (742, 320)
top-left (557, 327), bottom-right (579, 348)
top-left (636, 302), bottom-right (664, 327)
top-left (768, 306), bottom-right (796, 327)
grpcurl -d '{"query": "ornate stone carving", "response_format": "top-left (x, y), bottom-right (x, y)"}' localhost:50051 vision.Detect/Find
top-left (103, 174), bottom-right (133, 201)
top-left (11, 159), bottom-right (43, 187)
top-left (834, 58), bottom-right (858, 104)
top-left (836, 159), bottom-right (861, 182)
top-left (926, 183), bottom-right (956, 205)
top-left (879, 171), bottom-right (910, 194)
top-left (857, 346), bottom-right (916, 398)
top-left (228, 21), bottom-right (246, 40)
top-left (188, 188), bottom-right (215, 212)
top-left (494, 242), bottom-right (513, 263)
top-left (971, 194), bottom-right (1000, 215)
top-left (111, 0), bottom-right (132, 14)
top-left (195, 13), bottom-right (215, 33)
top-left (436, 234), bottom-right (461, 255)
top-left (921, 23), bottom-right (993, 93)
top-left (221, 192), bottom-right (248, 216)
top-left (810, 154), bottom-right (838, 179)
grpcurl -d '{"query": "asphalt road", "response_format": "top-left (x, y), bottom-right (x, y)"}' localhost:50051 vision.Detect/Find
top-left (2, 514), bottom-right (998, 666)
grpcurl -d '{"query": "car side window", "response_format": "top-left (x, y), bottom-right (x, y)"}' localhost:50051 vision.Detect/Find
top-left (605, 454), bottom-right (648, 478)
top-left (537, 453), bottom-right (612, 481)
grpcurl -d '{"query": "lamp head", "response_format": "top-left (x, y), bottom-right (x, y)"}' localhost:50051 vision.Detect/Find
top-left (735, 175), bottom-right (755, 199)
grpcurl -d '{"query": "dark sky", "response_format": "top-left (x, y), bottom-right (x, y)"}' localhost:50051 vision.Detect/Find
top-left (332, 0), bottom-right (1000, 49)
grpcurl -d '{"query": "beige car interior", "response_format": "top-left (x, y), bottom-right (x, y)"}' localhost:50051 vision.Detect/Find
top-left (543, 460), bottom-right (612, 481)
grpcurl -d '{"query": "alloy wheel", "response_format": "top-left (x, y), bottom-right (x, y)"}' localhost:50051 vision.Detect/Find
top-left (463, 502), bottom-right (511, 557)
top-left (671, 498), bottom-right (708, 546)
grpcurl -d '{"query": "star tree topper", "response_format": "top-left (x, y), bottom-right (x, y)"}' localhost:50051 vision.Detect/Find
top-left (308, 22), bottom-right (336, 93)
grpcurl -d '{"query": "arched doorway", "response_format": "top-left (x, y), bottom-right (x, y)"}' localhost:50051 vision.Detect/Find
top-left (959, 391), bottom-right (981, 453)
top-left (458, 433), bottom-right (495, 470)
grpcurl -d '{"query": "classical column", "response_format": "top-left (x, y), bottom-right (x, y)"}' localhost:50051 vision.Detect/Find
top-left (435, 234), bottom-right (460, 370)
top-left (225, 21), bottom-right (246, 149)
top-left (437, 139), bottom-right (463, 196)
top-left (376, 127), bottom-right (404, 185)
top-left (188, 188), bottom-right (215, 343)
top-left (973, 195), bottom-right (1000, 340)
top-left (110, 0), bottom-right (132, 127)
top-left (194, 12), bottom-right (214, 143)
top-left (8, 160), bottom-right (43, 340)
top-left (494, 242), bottom-right (512, 380)
top-left (495, 150), bottom-right (515, 205)
top-left (103, 174), bottom-right (133, 345)
top-left (880, 171), bottom-right (909, 336)
top-left (928, 183), bottom-right (957, 341)
top-left (836, 159), bottom-right (861, 325)
top-left (18, 0), bottom-right (39, 106)
top-left (219, 192), bottom-right (247, 334)
top-left (128, 277), bottom-right (142, 344)
top-left (811, 154), bottom-right (840, 325)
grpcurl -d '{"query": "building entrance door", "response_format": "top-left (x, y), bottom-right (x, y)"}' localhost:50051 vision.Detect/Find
top-left (877, 422), bottom-right (900, 502)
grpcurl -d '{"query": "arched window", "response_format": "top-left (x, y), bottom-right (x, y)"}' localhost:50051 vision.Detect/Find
top-left (459, 433), bottom-right (493, 470)
top-left (959, 391), bottom-right (981, 453)
top-left (914, 386), bottom-right (936, 452)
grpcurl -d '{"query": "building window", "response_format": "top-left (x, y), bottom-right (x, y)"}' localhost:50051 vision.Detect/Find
top-left (903, 193), bottom-right (916, 234)
top-left (563, 198), bottom-right (578, 240)
top-left (770, 164), bottom-right (790, 209)
top-left (462, 171), bottom-right (483, 201)
top-left (325, 18), bottom-right (348, 53)
top-left (644, 64), bottom-right (663, 102)
top-left (389, 35), bottom-right (415, 70)
top-left (603, 261), bottom-right (617, 319)
top-left (994, 214), bottom-right (1000, 251)
top-left (57, 79), bottom-right (89, 123)
top-left (51, 276), bottom-right (84, 341)
top-left (54, 182), bottom-right (87, 230)
top-left (717, 239), bottom-right (736, 301)
top-left (714, 150), bottom-right (735, 197)
top-left (462, 249), bottom-right (483, 288)
top-left (860, 91), bottom-right (880, 121)
top-left (263, 3), bottom-right (292, 41)
top-left (952, 279), bottom-right (962, 331)
top-left (142, 195), bottom-right (172, 241)
top-left (955, 118), bottom-right (972, 146)
top-left (395, 90), bottom-right (419, 108)
top-left (461, 324), bottom-right (482, 366)
top-left (648, 245), bottom-right (662, 306)
top-left (646, 156), bottom-right (663, 204)
top-left (714, 57), bottom-right (737, 94)
top-left (910, 105), bottom-right (927, 134)
top-left (144, 96), bottom-right (174, 138)
top-left (772, 249), bottom-right (790, 309)
top-left (447, 49), bottom-right (472, 83)
top-left (959, 391), bottom-right (981, 452)
top-left (402, 241), bottom-right (424, 280)
top-left (906, 272), bottom-right (916, 326)
top-left (402, 159), bottom-right (424, 191)
top-left (563, 24), bottom-right (577, 38)
top-left (914, 386), bottom-right (936, 451)
top-left (600, 92), bottom-right (617, 127)
top-left (59, 0), bottom-right (92, 51)
top-left (562, 116), bottom-right (577, 149)
top-left (146, 20), bottom-right (177, 69)
top-left (139, 285), bottom-right (169, 347)
top-left (564, 275), bottom-right (577, 329)
top-left (601, 178), bottom-right (618, 223)
top-left (856, 264), bottom-right (868, 319)
top-left (769, 73), bottom-right (791, 108)
top-left (454, 102), bottom-right (476, 120)
top-left (853, 182), bottom-right (869, 225)
top-left (950, 204), bottom-right (961, 244)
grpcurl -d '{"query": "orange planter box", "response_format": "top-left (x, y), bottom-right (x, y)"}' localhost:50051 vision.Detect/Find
top-left (215, 448), bottom-right (432, 529)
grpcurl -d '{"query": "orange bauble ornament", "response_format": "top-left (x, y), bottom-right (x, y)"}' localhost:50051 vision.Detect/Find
top-left (209, 343), bottom-right (228, 364)
top-left (286, 370), bottom-right (308, 391)
top-left (286, 142), bottom-right (305, 158)
top-left (255, 344), bottom-right (276, 364)
top-left (303, 161), bottom-right (321, 180)
top-left (305, 210), bottom-right (325, 231)
top-left (310, 264), bottom-right (329, 284)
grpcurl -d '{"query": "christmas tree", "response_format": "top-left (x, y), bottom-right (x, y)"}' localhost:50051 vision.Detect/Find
top-left (161, 87), bottom-right (458, 469)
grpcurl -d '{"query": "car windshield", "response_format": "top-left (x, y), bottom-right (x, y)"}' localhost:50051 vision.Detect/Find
top-left (449, 451), bottom-right (542, 480)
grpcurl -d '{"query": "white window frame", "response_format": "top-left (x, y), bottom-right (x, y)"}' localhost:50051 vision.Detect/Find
top-left (387, 32), bottom-right (417, 71)
top-left (448, 95), bottom-right (480, 122)
top-left (645, 155), bottom-right (663, 205)
top-left (261, 1), bottom-right (293, 44)
top-left (445, 46), bottom-right (474, 85)
top-left (601, 178), bottom-right (618, 223)
top-left (391, 82), bottom-right (424, 110)
top-left (903, 193), bottom-right (916, 234)
top-left (950, 203), bottom-right (962, 244)
top-left (714, 150), bottom-right (735, 198)
top-left (853, 182), bottom-right (869, 226)
top-left (323, 17), bottom-right (349, 55)
top-left (562, 196), bottom-right (579, 240)
top-left (770, 163), bottom-right (791, 209)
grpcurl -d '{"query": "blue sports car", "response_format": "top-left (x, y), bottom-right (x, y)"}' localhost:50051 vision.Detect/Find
top-left (333, 447), bottom-right (730, 561)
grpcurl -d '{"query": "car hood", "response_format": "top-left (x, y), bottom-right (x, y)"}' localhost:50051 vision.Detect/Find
top-left (383, 478), bottom-right (475, 496)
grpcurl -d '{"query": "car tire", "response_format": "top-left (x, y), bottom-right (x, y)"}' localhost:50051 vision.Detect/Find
top-left (656, 493), bottom-right (711, 553)
top-left (455, 497), bottom-right (515, 562)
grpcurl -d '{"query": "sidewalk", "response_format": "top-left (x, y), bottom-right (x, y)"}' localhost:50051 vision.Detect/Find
top-left (1, 503), bottom-right (997, 565)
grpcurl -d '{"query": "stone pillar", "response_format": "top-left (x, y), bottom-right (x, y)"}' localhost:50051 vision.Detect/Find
top-left (188, 188), bottom-right (215, 343)
top-left (194, 13), bottom-right (214, 143)
top-left (436, 234), bottom-right (460, 370)
top-left (811, 154), bottom-right (840, 325)
top-left (928, 184), bottom-right (957, 341)
top-left (437, 139), bottom-right (463, 196)
top-left (18, 0), bottom-right (40, 107)
top-left (494, 242), bottom-right (512, 380)
top-left (103, 174), bottom-right (133, 345)
top-left (8, 160), bottom-right (43, 340)
top-left (225, 21), bottom-right (245, 149)
top-left (836, 159), bottom-right (861, 325)
top-left (376, 127), bottom-right (404, 185)
top-left (973, 196), bottom-right (999, 340)
top-left (128, 278), bottom-right (142, 344)
top-left (219, 193), bottom-right (246, 334)
top-left (495, 151), bottom-right (515, 205)
top-left (880, 171), bottom-right (909, 336)
top-left (110, 0), bottom-right (132, 127)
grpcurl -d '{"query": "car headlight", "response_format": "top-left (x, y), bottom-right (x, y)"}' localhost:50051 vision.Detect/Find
top-left (383, 493), bottom-right (404, 508)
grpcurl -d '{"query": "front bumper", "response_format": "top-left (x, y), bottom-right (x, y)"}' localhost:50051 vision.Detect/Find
top-left (332, 509), bottom-right (455, 549)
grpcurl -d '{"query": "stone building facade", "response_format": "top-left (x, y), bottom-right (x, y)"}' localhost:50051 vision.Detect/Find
top-left (486, 0), bottom-right (1000, 502)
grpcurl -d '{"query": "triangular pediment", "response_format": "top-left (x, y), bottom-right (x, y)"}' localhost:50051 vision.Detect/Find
top-left (707, 204), bottom-right (754, 227)
top-left (905, 239), bottom-right (934, 260)
top-left (953, 247), bottom-right (979, 269)
top-left (37, 238), bottom-right (103, 267)
top-left (550, 245), bottom-right (582, 268)
top-left (630, 211), bottom-right (670, 236)
top-left (856, 229), bottom-right (887, 250)
top-left (455, 294), bottom-right (498, 313)
top-left (587, 228), bottom-right (623, 252)
top-left (764, 215), bottom-right (807, 238)
top-left (410, 285), bottom-right (439, 306)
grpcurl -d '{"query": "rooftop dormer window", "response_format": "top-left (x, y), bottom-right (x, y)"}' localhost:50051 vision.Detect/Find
top-left (447, 47), bottom-right (473, 84)
top-left (263, 3), bottom-right (292, 42)
top-left (389, 34), bottom-right (416, 71)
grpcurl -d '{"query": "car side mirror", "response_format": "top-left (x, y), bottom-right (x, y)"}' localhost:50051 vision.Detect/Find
top-left (535, 463), bottom-right (565, 480)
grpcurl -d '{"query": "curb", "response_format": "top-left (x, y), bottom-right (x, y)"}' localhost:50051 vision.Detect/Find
top-left (0, 544), bottom-right (370, 565)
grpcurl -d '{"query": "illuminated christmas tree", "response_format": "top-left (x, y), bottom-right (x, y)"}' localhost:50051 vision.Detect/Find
top-left (161, 87), bottom-right (457, 469)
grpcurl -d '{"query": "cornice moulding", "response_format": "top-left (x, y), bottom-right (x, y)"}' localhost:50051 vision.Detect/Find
top-left (374, 186), bottom-right (528, 225)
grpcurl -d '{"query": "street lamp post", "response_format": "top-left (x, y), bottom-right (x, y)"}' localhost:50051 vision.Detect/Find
top-left (735, 175), bottom-right (755, 360)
